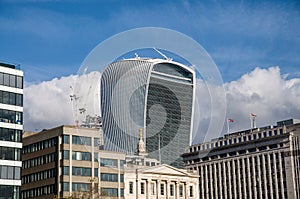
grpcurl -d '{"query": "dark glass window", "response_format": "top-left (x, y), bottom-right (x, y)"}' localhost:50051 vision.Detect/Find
top-left (63, 182), bottom-right (69, 191)
top-left (63, 166), bottom-right (69, 175)
top-left (100, 158), bottom-right (118, 167)
top-left (62, 135), bottom-right (69, 144)
top-left (0, 109), bottom-right (23, 124)
top-left (0, 128), bottom-right (22, 142)
top-left (101, 188), bottom-right (118, 197)
top-left (0, 147), bottom-right (21, 161)
top-left (63, 150), bottom-right (69, 159)
top-left (72, 135), bottom-right (91, 146)
top-left (72, 167), bottom-right (91, 176)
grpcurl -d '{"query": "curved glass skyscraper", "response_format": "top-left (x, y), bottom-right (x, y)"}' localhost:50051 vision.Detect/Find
top-left (101, 58), bottom-right (195, 167)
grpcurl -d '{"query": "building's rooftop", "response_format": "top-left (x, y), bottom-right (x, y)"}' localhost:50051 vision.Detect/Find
top-left (186, 119), bottom-right (300, 153)
top-left (0, 62), bottom-right (20, 70)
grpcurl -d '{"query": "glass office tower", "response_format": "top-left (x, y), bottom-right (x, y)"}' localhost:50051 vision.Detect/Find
top-left (0, 62), bottom-right (23, 199)
top-left (101, 58), bottom-right (195, 167)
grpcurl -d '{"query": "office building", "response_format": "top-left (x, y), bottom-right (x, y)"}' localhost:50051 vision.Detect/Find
top-left (21, 125), bottom-right (102, 199)
top-left (182, 119), bottom-right (300, 199)
top-left (0, 62), bottom-right (23, 199)
top-left (101, 58), bottom-right (195, 167)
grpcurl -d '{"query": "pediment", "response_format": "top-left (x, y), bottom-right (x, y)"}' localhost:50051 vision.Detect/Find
top-left (139, 164), bottom-right (192, 176)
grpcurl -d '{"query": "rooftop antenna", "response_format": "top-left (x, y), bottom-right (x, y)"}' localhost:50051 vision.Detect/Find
top-left (153, 48), bottom-right (172, 61)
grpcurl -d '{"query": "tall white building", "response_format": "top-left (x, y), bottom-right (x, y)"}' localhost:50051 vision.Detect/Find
top-left (0, 62), bottom-right (23, 198)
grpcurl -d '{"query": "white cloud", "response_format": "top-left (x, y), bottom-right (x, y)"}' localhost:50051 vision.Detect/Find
top-left (24, 67), bottom-right (300, 145)
top-left (23, 71), bottom-right (101, 131)
top-left (224, 66), bottom-right (300, 133)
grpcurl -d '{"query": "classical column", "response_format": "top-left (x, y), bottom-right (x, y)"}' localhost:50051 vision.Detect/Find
top-left (147, 179), bottom-right (151, 199)
top-left (175, 181), bottom-right (180, 199)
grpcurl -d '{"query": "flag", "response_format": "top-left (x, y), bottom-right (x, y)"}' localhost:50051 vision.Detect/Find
top-left (251, 113), bottom-right (257, 117)
top-left (227, 118), bottom-right (234, 123)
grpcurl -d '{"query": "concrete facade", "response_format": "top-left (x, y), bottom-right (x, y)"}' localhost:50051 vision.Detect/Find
top-left (21, 125), bottom-right (102, 199)
top-left (182, 119), bottom-right (300, 199)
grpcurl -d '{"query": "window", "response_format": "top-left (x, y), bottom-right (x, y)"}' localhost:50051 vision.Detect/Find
top-left (72, 151), bottom-right (91, 161)
top-left (63, 166), bottom-right (69, 175)
top-left (72, 135), bottom-right (91, 146)
top-left (63, 150), bottom-right (69, 159)
top-left (170, 184), bottom-right (174, 196)
top-left (0, 109), bottom-right (23, 124)
top-left (94, 138), bottom-right (99, 147)
top-left (141, 182), bottom-right (145, 194)
top-left (0, 166), bottom-right (21, 180)
top-left (62, 135), bottom-right (69, 144)
top-left (179, 185), bottom-right (183, 197)
top-left (94, 168), bottom-right (98, 177)
top-left (62, 182), bottom-right (69, 191)
top-left (101, 188), bottom-right (118, 197)
top-left (0, 147), bottom-right (21, 161)
top-left (72, 183), bottom-right (89, 191)
top-left (72, 167), bottom-right (91, 176)
top-left (160, 183), bottom-right (165, 195)
top-left (100, 158), bottom-right (118, 167)
top-left (189, 185), bottom-right (193, 197)
top-left (100, 173), bottom-right (118, 182)
top-left (151, 183), bottom-right (155, 195)
top-left (129, 182), bottom-right (133, 194)
top-left (0, 128), bottom-right (22, 142)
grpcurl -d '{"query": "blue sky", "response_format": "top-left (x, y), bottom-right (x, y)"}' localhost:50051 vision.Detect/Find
top-left (0, 0), bottom-right (299, 83)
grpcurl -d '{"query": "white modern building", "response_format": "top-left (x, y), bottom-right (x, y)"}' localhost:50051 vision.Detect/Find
top-left (0, 62), bottom-right (23, 199)
top-left (101, 58), bottom-right (196, 167)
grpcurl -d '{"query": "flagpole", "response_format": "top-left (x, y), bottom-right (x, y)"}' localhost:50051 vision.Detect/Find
top-left (227, 119), bottom-right (230, 134)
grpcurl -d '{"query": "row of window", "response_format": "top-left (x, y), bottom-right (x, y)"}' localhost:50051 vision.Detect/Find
top-left (0, 90), bottom-right (23, 107)
top-left (100, 173), bottom-right (124, 182)
top-left (0, 146), bottom-right (21, 161)
top-left (191, 128), bottom-right (284, 152)
top-left (0, 72), bottom-right (23, 89)
top-left (129, 181), bottom-right (193, 197)
top-left (0, 127), bottom-right (22, 142)
top-left (62, 135), bottom-right (100, 147)
top-left (22, 168), bottom-right (57, 184)
top-left (21, 184), bottom-right (55, 199)
top-left (23, 137), bottom-right (57, 154)
top-left (62, 150), bottom-right (92, 161)
top-left (101, 188), bottom-right (124, 197)
top-left (0, 109), bottom-right (22, 124)
top-left (0, 165), bottom-right (21, 180)
top-left (0, 185), bottom-right (20, 199)
top-left (62, 166), bottom-right (98, 177)
top-left (23, 153), bottom-right (57, 169)
top-left (188, 143), bottom-right (285, 164)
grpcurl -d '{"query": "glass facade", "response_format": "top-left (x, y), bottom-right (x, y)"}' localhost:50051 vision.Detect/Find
top-left (100, 59), bottom-right (195, 167)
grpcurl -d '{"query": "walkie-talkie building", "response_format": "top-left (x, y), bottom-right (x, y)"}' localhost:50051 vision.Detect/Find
top-left (101, 58), bottom-right (195, 167)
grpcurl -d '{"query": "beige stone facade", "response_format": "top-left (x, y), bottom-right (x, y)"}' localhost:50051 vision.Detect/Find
top-left (21, 125), bottom-right (103, 199)
top-left (125, 164), bottom-right (199, 199)
top-left (183, 119), bottom-right (300, 199)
